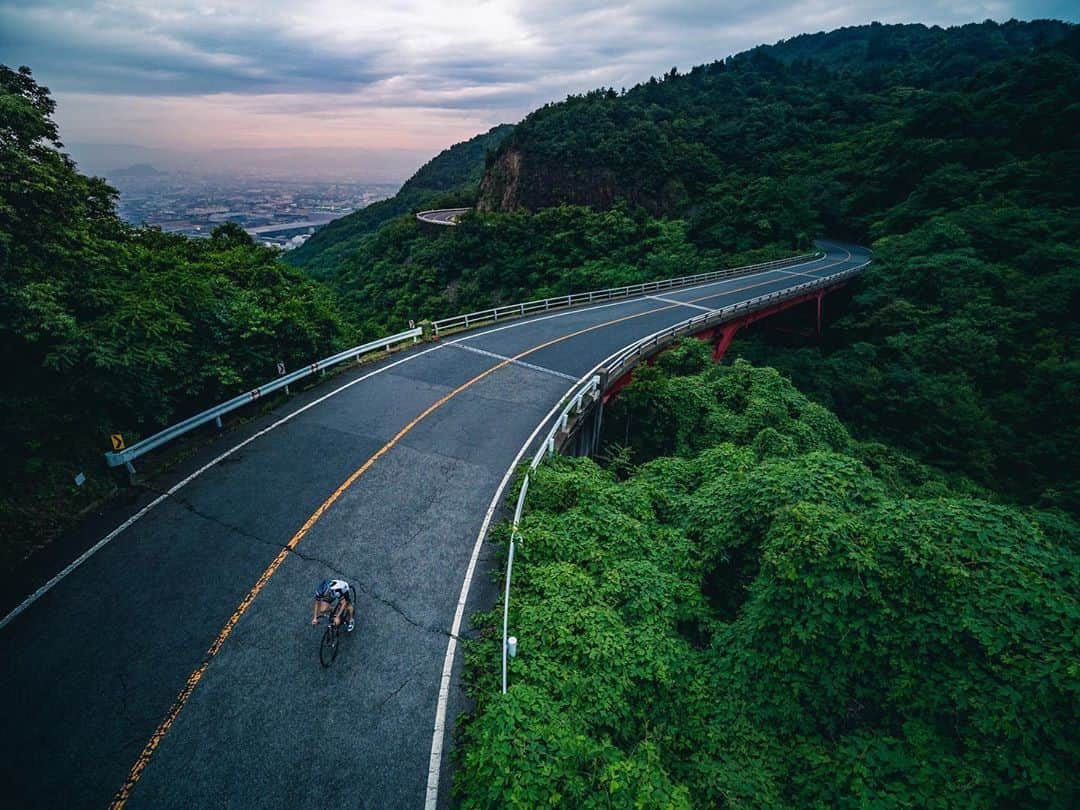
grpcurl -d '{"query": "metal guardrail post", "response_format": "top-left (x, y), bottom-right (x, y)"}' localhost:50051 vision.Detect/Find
top-left (501, 534), bottom-right (516, 694)
top-left (496, 259), bottom-right (869, 692)
top-left (103, 326), bottom-right (422, 469)
top-left (430, 251), bottom-right (819, 336)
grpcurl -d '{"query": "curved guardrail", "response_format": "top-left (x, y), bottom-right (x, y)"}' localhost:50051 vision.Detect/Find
top-left (499, 256), bottom-right (871, 692)
top-left (104, 327), bottom-right (422, 471)
top-left (102, 250), bottom-right (821, 473)
top-left (416, 208), bottom-right (471, 226)
top-left (430, 253), bottom-right (820, 336)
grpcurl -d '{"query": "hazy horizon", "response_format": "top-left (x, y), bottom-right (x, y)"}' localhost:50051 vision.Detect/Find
top-left (62, 141), bottom-right (448, 183)
top-left (5, 1), bottom-right (1077, 183)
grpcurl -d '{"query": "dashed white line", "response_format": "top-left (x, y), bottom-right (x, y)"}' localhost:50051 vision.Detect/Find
top-left (448, 343), bottom-right (578, 381)
top-left (0, 250), bottom-right (847, 632)
top-left (646, 294), bottom-right (716, 312)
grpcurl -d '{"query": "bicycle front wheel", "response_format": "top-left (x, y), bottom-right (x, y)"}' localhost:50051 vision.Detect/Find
top-left (320, 625), bottom-right (338, 668)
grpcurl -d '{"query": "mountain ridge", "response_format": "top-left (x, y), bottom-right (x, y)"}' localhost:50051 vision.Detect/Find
top-left (285, 124), bottom-right (513, 275)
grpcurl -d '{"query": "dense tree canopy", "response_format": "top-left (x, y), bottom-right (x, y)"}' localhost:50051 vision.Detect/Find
top-left (0, 66), bottom-right (347, 565)
top-left (325, 203), bottom-right (794, 340)
top-left (480, 20), bottom-right (1077, 233)
top-left (456, 344), bottom-right (1079, 808)
top-left (293, 20), bottom-right (1078, 509)
top-left (736, 209), bottom-right (1079, 511)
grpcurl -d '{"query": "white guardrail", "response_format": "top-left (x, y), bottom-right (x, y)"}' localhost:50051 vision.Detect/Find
top-left (499, 258), bottom-right (871, 692)
top-left (102, 250), bottom-right (818, 472)
top-left (416, 207), bottom-right (471, 226)
top-left (104, 327), bottom-right (422, 471)
top-left (430, 253), bottom-right (819, 336)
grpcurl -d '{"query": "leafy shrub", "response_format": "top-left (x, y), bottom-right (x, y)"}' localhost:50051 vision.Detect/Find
top-left (456, 358), bottom-right (1079, 808)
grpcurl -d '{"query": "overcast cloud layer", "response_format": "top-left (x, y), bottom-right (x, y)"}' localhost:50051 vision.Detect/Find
top-left (2, 0), bottom-right (1075, 178)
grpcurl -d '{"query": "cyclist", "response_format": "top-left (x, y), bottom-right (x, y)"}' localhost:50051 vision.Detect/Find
top-left (311, 579), bottom-right (355, 632)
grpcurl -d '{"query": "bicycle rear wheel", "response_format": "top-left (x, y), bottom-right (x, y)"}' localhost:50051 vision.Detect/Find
top-left (320, 624), bottom-right (338, 668)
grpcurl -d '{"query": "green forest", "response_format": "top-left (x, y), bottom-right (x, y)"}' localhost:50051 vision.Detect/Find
top-left (0, 66), bottom-right (348, 564)
top-left (447, 19), bottom-right (1080, 808)
top-left (3, 16), bottom-right (1079, 805)
top-left (456, 344), bottom-right (1079, 808)
top-left (303, 203), bottom-right (795, 339)
top-left (472, 19), bottom-right (1079, 509)
top-left (287, 19), bottom-right (1079, 511)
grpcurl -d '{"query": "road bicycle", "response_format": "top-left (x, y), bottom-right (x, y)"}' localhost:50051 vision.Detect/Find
top-left (318, 612), bottom-right (353, 668)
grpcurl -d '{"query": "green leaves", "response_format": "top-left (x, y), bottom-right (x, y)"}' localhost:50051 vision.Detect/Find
top-left (0, 66), bottom-right (350, 565)
top-left (456, 359), bottom-right (1080, 808)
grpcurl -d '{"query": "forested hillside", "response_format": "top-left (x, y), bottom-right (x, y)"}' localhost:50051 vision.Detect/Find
top-left (284, 124), bottom-right (512, 276)
top-left (320, 203), bottom-right (794, 340)
top-left (469, 19), bottom-right (1079, 509)
top-left (479, 19), bottom-right (1075, 228)
top-left (457, 343), bottom-right (1079, 808)
top-left (0, 67), bottom-right (348, 565)
top-left (454, 20), bottom-right (1080, 807)
top-left (6, 19), bottom-right (1077, 593)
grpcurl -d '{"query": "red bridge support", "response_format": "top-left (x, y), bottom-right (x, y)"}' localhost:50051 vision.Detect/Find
top-left (699, 284), bottom-right (843, 361)
top-left (604, 283), bottom-right (846, 403)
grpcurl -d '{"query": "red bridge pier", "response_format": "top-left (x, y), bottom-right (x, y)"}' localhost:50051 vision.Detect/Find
top-left (602, 283), bottom-right (846, 403)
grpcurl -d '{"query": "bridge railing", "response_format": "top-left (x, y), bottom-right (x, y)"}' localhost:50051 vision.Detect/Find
top-left (430, 252), bottom-right (820, 336)
top-left (104, 327), bottom-right (422, 471)
top-left (102, 249), bottom-right (821, 471)
top-left (499, 257), bottom-right (870, 693)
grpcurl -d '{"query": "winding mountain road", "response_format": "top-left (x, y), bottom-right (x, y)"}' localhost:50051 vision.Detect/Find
top-left (416, 208), bottom-right (470, 226)
top-left (0, 241), bottom-right (869, 809)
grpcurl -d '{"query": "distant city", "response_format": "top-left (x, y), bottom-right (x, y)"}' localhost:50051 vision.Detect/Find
top-left (106, 165), bottom-right (399, 250)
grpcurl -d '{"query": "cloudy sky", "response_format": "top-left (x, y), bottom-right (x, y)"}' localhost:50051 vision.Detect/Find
top-left (2, 1), bottom-right (1075, 178)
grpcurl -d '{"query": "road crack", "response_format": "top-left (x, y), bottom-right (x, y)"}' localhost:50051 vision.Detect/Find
top-left (134, 483), bottom-right (462, 641)
top-left (376, 678), bottom-right (412, 710)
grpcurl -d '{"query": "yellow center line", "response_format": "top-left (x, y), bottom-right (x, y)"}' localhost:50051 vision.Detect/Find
top-left (111, 253), bottom-right (850, 806)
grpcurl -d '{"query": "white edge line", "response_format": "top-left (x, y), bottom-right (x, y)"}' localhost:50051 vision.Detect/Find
top-left (1, 248), bottom-right (853, 631)
top-left (0, 342), bottom-right (447, 631)
top-left (421, 256), bottom-right (863, 800)
top-left (423, 345), bottom-right (627, 809)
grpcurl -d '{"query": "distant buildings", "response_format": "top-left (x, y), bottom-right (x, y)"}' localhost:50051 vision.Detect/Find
top-left (107, 171), bottom-right (398, 247)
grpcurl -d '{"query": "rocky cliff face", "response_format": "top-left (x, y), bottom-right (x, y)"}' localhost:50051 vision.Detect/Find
top-left (477, 147), bottom-right (681, 214)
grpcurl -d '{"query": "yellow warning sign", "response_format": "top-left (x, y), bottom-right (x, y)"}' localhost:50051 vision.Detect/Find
top-left (110, 434), bottom-right (125, 451)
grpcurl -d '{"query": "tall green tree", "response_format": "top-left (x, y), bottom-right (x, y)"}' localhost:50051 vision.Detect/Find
top-left (0, 67), bottom-right (347, 565)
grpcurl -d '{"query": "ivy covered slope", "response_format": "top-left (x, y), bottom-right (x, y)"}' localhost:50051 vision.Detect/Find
top-left (283, 124), bottom-right (513, 277)
top-left (0, 67), bottom-right (347, 566)
top-left (478, 19), bottom-right (1080, 511)
top-left (456, 342), bottom-right (1079, 808)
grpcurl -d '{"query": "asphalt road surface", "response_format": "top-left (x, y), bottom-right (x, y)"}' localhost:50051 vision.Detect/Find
top-left (416, 208), bottom-right (470, 225)
top-left (0, 242), bottom-right (869, 809)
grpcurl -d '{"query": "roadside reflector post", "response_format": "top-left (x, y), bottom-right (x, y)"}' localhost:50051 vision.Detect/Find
top-left (215, 416), bottom-right (223, 429)
top-left (276, 361), bottom-right (289, 395)
top-left (507, 636), bottom-right (518, 658)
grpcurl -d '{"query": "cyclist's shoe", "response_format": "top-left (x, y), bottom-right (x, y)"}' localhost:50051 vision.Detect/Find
top-left (347, 620), bottom-right (355, 633)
